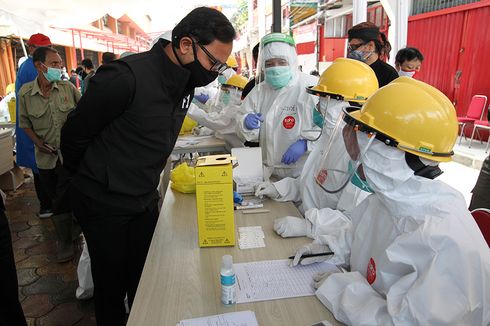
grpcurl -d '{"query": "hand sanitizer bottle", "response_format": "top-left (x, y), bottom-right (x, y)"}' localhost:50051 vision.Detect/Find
top-left (220, 255), bottom-right (236, 305)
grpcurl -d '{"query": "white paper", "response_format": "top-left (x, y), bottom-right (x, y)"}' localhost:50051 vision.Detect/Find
top-left (238, 226), bottom-right (265, 249)
top-left (177, 310), bottom-right (258, 326)
top-left (234, 259), bottom-right (341, 303)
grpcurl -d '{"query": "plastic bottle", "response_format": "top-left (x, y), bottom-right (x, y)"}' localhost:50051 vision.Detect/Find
top-left (220, 255), bottom-right (236, 305)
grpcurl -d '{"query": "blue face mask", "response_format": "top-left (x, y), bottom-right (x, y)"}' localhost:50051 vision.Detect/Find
top-left (218, 75), bottom-right (227, 85)
top-left (348, 160), bottom-right (373, 193)
top-left (313, 108), bottom-right (324, 128)
top-left (265, 66), bottom-right (292, 89)
top-left (42, 64), bottom-right (62, 82)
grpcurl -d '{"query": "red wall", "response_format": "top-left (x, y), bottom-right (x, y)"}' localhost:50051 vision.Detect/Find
top-left (408, 2), bottom-right (490, 117)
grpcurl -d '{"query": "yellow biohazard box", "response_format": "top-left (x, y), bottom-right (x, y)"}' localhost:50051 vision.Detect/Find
top-left (195, 154), bottom-right (235, 247)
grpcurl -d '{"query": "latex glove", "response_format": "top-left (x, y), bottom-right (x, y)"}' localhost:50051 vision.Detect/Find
top-left (244, 113), bottom-right (263, 130)
top-left (194, 93), bottom-right (209, 104)
top-left (233, 191), bottom-right (243, 204)
top-left (273, 216), bottom-right (308, 238)
top-left (292, 242), bottom-right (332, 266)
top-left (313, 271), bottom-right (335, 289)
top-left (281, 139), bottom-right (307, 165)
top-left (254, 181), bottom-right (279, 199)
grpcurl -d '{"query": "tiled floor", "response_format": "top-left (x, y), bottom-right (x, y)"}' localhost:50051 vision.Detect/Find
top-left (5, 176), bottom-right (96, 326)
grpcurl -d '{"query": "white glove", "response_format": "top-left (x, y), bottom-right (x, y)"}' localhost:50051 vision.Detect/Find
top-left (313, 271), bottom-right (335, 289)
top-left (273, 216), bottom-right (309, 238)
top-left (292, 242), bottom-right (333, 266)
top-left (254, 181), bottom-right (280, 199)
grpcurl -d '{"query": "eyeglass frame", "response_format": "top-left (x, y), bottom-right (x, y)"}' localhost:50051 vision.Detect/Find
top-left (189, 36), bottom-right (230, 74)
top-left (347, 42), bottom-right (368, 52)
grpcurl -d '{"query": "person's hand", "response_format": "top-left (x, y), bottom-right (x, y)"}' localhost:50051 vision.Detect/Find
top-left (292, 242), bottom-right (332, 266)
top-left (233, 191), bottom-right (243, 204)
top-left (281, 139), bottom-right (307, 164)
top-left (194, 93), bottom-right (209, 104)
top-left (254, 181), bottom-right (279, 199)
top-left (35, 140), bottom-right (57, 154)
top-left (273, 216), bottom-right (308, 237)
top-left (244, 113), bottom-right (263, 130)
top-left (313, 271), bottom-right (335, 289)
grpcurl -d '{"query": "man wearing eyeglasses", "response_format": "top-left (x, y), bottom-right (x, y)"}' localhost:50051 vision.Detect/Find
top-left (60, 7), bottom-right (235, 326)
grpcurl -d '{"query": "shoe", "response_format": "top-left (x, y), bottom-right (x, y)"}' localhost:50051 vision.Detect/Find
top-left (38, 209), bottom-right (53, 219)
top-left (51, 213), bottom-right (75, 263)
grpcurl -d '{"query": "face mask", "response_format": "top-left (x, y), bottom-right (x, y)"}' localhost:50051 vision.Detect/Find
top-left (313, 108), bottom-right (324, 128)
top-left (173, 42), bottom-right (219, 89)
top-left (218, 75), bottom-right (227, 85)
top-left (347, 50), bottom-right (372, 63)
top-left (398, 70), bottom-right (416, 78)
top-left (42, 64), bottom-right (62, 82)
top-left (221, 92), bottom-right (231, 105)
top-left (265, 66), bottom-right (292, 89)
top-left (348, 160), bottom-right (373, 193)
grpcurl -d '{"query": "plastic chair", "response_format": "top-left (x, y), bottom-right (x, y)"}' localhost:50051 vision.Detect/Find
top-left (469, 104), bottom-right (490, 152)
top-left (458, 95), bottom-right (487, 144)
top-left (470, 208), bottom-right (490, 247)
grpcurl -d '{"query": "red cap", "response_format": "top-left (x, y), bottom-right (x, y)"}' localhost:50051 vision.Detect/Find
top-left (27, 33), bottom-right (52, 46)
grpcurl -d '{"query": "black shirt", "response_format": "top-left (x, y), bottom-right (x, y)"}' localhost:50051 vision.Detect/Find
top-left (369, 59), bottom-right (399, 87)
top-left (61, 39), bottom-right (193, 212)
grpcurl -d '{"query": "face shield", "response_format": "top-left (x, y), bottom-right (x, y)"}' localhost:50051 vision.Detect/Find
top-left (301, 97), bottom-right (348, 142)
top-left (314, 107), bottom-right (377, 193)
top-left (255, 41), bottom-right (298, 91)
top-left (214, 84), bottom-right (242, 107)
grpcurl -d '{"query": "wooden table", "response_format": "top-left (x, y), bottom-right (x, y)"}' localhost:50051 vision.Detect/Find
top-left (128, 188), bottom-right (341, 326)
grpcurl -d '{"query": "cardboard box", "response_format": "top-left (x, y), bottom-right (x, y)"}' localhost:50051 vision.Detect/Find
top-left (231, 147), bottom-right (263, 194)
top-left (195, 154), bottom-right (235, 247)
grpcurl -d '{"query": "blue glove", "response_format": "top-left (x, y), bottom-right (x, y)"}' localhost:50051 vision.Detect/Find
top-left (194, 93), bottom-right (209, 104)
top-left (281, 139), bottom-right (307, 165)
top-left (244, 113), bottom-right (263, 130)
top-left (233, 191), bottom-right (243, 204)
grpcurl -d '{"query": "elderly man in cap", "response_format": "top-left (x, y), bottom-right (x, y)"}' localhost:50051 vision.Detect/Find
top-left (15, 33), bottom-right (54, 219)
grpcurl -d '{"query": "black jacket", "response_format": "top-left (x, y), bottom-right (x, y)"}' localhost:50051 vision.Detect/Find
top-left (370, 59), bottom-right (399, 87)
top-left (61, 40), bottom-right (193, 212)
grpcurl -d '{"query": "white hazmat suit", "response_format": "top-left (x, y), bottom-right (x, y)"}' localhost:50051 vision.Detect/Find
top-left (314, 133), bottom-right (490, 325)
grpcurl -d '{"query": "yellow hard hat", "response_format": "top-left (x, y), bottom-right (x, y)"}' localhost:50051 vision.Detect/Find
top-left (226, 55), bottom-right (238, 68)
top-left (223, 74), bottom-right (248, 90)
top-left (307, 58), bottom-right (378, 103)
top-left (347, 76), bottom-right (458, 162)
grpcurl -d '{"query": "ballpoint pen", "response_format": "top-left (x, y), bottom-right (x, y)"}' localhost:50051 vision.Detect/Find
top-left (288, 252), bottom-right (334, 260)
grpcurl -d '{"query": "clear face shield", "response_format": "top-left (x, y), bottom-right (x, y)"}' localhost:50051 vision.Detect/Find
top-left (314, 107), bottom-right (377, 193)
top-left (301, 96), bottom-right (347, 142)
top-left (214, 84), bottom-right (242, 107)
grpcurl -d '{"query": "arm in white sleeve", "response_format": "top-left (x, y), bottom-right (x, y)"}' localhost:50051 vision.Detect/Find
top-left (187, 103), bottom-right (233, 131)
top-left (273, 177), bottom-right (301, 202)
top-left (305, 207), bottom-right (352, 239)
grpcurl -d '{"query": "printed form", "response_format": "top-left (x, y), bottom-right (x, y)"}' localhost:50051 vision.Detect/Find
top-left (177, 310), bottom-right (258, 326)
top-left (234, 259), bottom-right (340, 303)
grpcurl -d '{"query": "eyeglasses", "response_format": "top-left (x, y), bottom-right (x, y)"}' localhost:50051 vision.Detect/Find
top-left (192, 38), bottom-right (229, 74)
top-left (348, 42), bottom-right (367, 52)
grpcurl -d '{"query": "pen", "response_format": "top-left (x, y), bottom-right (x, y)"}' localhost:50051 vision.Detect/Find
top-left (288, 252), bottom-right (334, 259)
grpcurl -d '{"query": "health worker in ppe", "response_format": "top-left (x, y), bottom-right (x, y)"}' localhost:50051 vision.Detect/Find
top-left (268, 59), bottom-right (378, 238)
top-left (292, 77), bottom-right (490, 325)
top-left (236, 33), bottom-right (319, 180)
top-left (188, 74), bottom-right (248, 148)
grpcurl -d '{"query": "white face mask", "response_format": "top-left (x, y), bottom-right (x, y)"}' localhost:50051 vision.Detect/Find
top-left (398, 70), bottom-right (416, 78)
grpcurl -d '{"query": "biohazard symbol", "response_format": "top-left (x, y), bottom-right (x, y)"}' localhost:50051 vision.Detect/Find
top-left (199, 172), bottom-right (205, 177)
top-left (224, 238), bottom-right (230, 243)
top-left (202, 239), bottom-right (208, 244)
top-left (221, 171), bottom-right (228, 177)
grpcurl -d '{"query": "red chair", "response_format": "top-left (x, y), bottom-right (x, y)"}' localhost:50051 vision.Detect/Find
top-left (469, 104), bottom-right (490, 152)
top-left (470, 208), bottom-right (490, 247)
top-left (458, 95), bottom-right (487, 144)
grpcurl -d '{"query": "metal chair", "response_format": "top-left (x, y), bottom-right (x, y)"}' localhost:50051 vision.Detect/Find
top-left (470, 208), bottom-right (490, 247)
top-left (458, 95), bottom-right (487, 144)
top-left (469, 104), bottom-right (490, 152)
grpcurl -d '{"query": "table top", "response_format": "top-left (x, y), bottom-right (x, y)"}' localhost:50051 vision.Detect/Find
top-left (173, 134), bottom-right (227, 155)
top-left (128, 188), bottom-right (340, 326)
top-left (0, 122), bottom-right (15, 129)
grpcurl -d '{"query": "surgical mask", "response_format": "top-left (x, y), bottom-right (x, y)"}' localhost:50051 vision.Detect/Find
top-left (218, 75), bottom-right (227, 85)
top-left (347, 50), bottom-right (371, 63)
top-left (398, 70), bottom-right (416, 78)
top-left (348, 160), bottom-right (373, 193)
top-left (313, 109), bottom-right (324, 128)
top-left (42, 65), bottom-right (62, 82)
top-left (221, 92), bottom-right (231, 105)
top-left (265, 66), bottom-right (292, 89)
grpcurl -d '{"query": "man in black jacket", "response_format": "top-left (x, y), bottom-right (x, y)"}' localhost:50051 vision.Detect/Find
top-left (61, 7), bottom-right (235, 325)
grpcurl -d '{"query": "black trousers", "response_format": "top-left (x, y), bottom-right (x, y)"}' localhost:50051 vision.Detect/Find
top-left (38, 160), bottom-right (71, 215)
top-left (70, 186), bottom-right (159, 326)
top-left (469, 155), bottom-right (490, 211)
top-left (0, 210), bottom-right (27, 326)
top-left (33, 171), bottom-right (52, 211)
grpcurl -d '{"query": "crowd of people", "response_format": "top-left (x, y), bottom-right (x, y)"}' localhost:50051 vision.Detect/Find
top-left (1, 5), bottom-right (489, 326)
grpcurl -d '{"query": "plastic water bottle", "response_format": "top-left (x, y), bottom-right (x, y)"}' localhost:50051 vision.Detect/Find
top-left (220, 255), bottom-right (236, 305)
